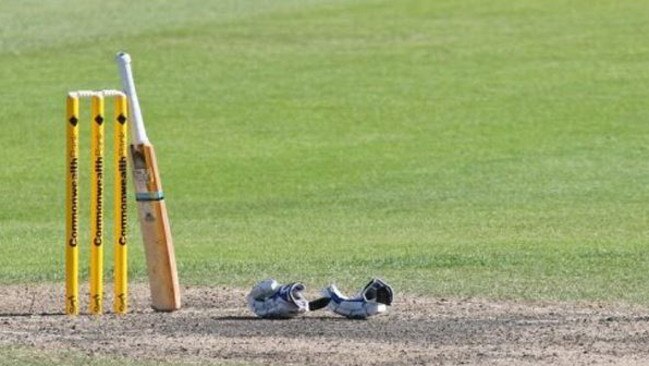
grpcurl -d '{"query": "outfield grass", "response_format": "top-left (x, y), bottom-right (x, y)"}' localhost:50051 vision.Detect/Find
top-left (1, 0), bottom-right (649, 303)
top-left (0, 346), bottom-right (122, 366)
top-left (0, 346), bottom-right (214, 366)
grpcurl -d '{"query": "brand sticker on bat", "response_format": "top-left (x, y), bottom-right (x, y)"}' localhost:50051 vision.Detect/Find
top-left (133, 169), bottom-right (149, 191)
top-left (145, 213), bottom-right (156, 222)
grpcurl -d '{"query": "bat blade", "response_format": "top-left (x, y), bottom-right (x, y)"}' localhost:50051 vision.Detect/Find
top-left (131, 143), bottom-right (181, 311)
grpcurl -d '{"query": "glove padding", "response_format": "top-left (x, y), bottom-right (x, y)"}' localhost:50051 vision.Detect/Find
top-left (246, 279), bottom-right (309, 319)
top-left (322, 278), bottom-right (393, 319)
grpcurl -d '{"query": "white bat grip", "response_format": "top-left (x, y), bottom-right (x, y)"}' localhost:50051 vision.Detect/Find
top-left (116, 52), bottom-right (149, 145)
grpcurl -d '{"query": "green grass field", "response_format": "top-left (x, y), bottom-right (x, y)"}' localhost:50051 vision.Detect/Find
top-left (1, 0), bottom-right (649, 305)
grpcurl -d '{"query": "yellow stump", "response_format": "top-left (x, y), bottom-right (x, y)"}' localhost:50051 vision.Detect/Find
top-left (113, 95), bottom-right (128, 314)
top-left (90, 94), bottom-right (105, 315)
top-left (65, 95), bottom-right (80, 315)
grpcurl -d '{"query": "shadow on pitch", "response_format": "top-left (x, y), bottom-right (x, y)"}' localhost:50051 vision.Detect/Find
top-left (0, 312), bottom-right (67, 317)
top-left (213, 315), bottom-right (352, 321)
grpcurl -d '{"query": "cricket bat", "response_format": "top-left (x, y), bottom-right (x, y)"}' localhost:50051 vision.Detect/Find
top-left (116, 52), bottom-right (181, 311)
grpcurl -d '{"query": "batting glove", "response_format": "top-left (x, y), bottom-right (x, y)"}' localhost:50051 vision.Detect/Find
top-left (322, 278), bottom-right (394, 319)
top-left (246, 279), bottom-right (309, 319)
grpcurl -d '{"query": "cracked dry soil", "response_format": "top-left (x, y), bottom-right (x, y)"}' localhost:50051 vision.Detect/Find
top-left (1, 284), bottom-right (649, 365)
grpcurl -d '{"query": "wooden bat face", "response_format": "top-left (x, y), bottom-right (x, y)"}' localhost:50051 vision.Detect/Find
top-left (131, 143), bottom-right (181, 311)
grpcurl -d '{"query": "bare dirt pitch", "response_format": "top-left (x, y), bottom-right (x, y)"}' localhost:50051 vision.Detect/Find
top-left (1, 284), bottom-right (649, 365)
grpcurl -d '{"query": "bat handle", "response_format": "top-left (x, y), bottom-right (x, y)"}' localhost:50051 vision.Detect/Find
top-left (116, 51), bottom-right (149, 145)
